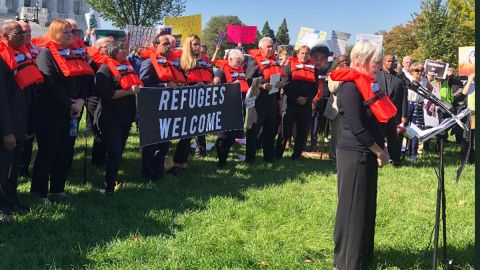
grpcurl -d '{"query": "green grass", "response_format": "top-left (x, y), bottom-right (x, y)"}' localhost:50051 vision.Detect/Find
top-left (0, 124), bottom-right (475, 269)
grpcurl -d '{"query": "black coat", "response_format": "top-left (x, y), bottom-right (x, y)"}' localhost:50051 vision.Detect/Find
top-left (376, 70), bottom-right (407, 124)
top-left (0, 58), bottom-right (33, 139)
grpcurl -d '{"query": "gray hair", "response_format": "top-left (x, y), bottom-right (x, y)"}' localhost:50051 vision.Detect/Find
top-left (350, 40), bottom-right (383, 67)
top-left (258, 37), bottom-right (273, 48)
top-left (95, 36), bottom-right (113, 49)
top-left (105, 41), bottom-right (124, 59)
top-left (227, 48), bottom-right (244, 62)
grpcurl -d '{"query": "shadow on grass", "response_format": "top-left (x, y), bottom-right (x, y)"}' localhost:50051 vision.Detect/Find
top-left (0, 137), bottom-right (336, 269)
top-left (374, 243), bottom-right (475, 269)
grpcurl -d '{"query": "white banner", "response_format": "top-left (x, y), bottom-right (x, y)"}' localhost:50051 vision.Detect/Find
top-left (331, 30), bottom-right (351, 56)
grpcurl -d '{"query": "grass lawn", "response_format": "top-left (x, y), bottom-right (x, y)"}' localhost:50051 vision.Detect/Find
top-left (0, 124), bottom-right (475, 269)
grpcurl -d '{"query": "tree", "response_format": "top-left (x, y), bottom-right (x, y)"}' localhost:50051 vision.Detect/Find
top-left (202, 16), bottom-right (243, 59)
top-left (87, 0), bottom-right (186, 28)
top-left (276, 18), bottom-right (290, 45)
top-left (412, 0), bottom-right (460, 66)
top-left (381, 22), bottom-right (419, 60)
top-left (261, 21), bottom-right (275, 38)
top-left (447, 0), bottom-right (475, 47)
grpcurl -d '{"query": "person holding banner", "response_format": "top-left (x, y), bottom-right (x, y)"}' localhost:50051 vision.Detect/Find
top-left (245, 37), bottom-right (285, 164)
top-left (94, 41), bottom-right (142, 195)
top-left (329, 40), bottom-right (391, 270)
top-left (275, 45), bottom-right (319, 159)
top-left (213, 49), bottom-right (247, 167)
top-left (139, 34), bottom-right (186, 180)
top-left (171, 35), bottom-right (214, 172)
top-left (31, 19), bottom-right (93, 203)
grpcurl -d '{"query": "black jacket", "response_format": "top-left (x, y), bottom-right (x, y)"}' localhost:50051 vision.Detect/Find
top-left (376, 70), bottom-right (407, 124)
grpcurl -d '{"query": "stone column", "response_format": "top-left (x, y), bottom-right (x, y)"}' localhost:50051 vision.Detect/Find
top-left (48, 0), bottom-right (58, 18)
top-left (67, 0), bottom-right (75, 18)
top-left (0, 0), bottom-right (8, 14)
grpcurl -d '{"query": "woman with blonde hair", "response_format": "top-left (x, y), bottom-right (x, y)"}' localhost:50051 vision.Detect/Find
top-left (31, 19), bottom-right (93, 203)
top-left (170, 35), bottom-right (213, 174)
top-left (329, 40), bottom-right (395, 269)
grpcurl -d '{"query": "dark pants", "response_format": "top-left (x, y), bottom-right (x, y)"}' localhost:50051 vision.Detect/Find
top-left (142, 142), bottom-right (170, 179)
top-left (246, 100), bottom-right (278, 163)
top-left (334, 149), bottom-right (378, 270)
top-left (173, 138), bottom-right (192, 164)
top-left (86, 96), bottom-right (106, 166)
top-left (31, 107), bottom-right (71, 198)
top-left (0, 140), bottom-right (24, 208)
top-left (310, 98), bottom-right (329, 150)
top-left (216, 131), bottom-right (238, 166)
top-left (99, 119), bottom-right (131, 190)
top-left (195, 136), bottom-right (206, 155)
top-left (385, 119), bottom-right (401, 164)
top-left (19, 136), bottom-right (34, 175)
top-left (276, 105), bottom-right (311, 159)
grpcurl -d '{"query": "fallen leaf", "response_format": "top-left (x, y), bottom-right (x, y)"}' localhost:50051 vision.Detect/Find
top-left (304, 259), bottom-right (312, 263)
top-left (258, 261), bottom-right (269, 267)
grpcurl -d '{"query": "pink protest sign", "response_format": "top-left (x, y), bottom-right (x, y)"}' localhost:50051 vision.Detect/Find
top-left (226, 25), bottom-right (257, 44)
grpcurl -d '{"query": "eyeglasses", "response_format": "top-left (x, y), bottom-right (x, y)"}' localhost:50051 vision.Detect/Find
top-left (414, 69), bottom-right (424, 73)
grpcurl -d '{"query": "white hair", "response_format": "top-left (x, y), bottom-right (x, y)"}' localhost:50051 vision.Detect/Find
top-left (227, 49), bottom-right (244, 62)
top-left (350, 40), bottom-right (383, 67)
top-left (258, 37), bottom-right (273, 49)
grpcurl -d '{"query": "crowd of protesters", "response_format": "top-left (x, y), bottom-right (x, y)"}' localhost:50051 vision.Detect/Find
top-left (0, 18), bottom-right (475, 269)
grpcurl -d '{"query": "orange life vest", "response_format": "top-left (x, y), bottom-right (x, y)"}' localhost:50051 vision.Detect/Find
top-left (329, 67), bottom-right (397, 123)
top-left (185, 55), bottom-right (213, 84)
top-left (48, 41), bottom-right (95, 77)
top-left (139, 46), bottom-right (155, 59)
top-left (86, 46), bottom-right (108, 66)
top-left (171, 49), bottom-right (183, 59)
top-left (213, 59), bottom-right (228, 69)
top-left (150, 52), bottom-right (186, 83)
top-left (222, 64), bottom-right (249, 93)
top-left (248, 49), bottom-right (285, 80)
top-left (25, 43), bottom-right (40, 59)
top-left (289, 57), bottom-right (316, 82)
top-left (105, 58), bottom-right (143, 90)
top-left (0, 42), bottom-right (44, 90)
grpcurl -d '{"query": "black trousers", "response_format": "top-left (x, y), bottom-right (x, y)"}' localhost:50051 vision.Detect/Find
top-left (385, 119), bottom-right (401, 164)
top-left (173, 138), bottom-right (192, 164)
top-left (19, 136), bottom-right (34, 174)
top-left (31, 107), bottom-right (71, 198)
top-left (195, 136), bottom-right (206, 155)
top-left (99, 119), bottom-right (131, 190)
top-left (142, 142), bottom-right (170, 179)
top-left (86, 96), bottom-right (106, 166)
top-left (216, 130), bottom-right (241, 166)
top-left (276, 105), bottom-right (311, 159)
top-left (334, 149), bottom-right (378, 270)
top-left (310, 98), bottom-right (329, 149)
top-left (246, 101), bottom-right (277, 162)
top-left (0, 139), bottom-right (24, 208)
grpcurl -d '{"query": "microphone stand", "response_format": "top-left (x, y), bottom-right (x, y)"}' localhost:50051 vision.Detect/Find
top-left (401, 78), bottom-right (470, 269)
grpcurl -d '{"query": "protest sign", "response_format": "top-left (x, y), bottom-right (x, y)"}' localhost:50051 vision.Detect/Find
top-left (331, 30), bottom-right (351, 56)
top-left (318, 31), bottom-right (327, 41)
top-left (295, 27), bottom-right (315, 50)
top-left (85, 11), bottom-right (101, 29)
top-left (226, 25), bottom-right (257, 44)
top-left (125, 25), bottom-right (157, 50)
top-left (215, 31), bottom-right (226, 45)
top-left (164, 14), bottom-right (202, 46)
top-left (157, 25), bottom-right (173, 35)
top-left (458, 47), bottom-right (475, 77)
top-left (356, 33), bottom-right (383, 46)
top-left (424, 59), bottom-right (449, 79)
top-left (277, 45), bottom-right (293, 59)
top-left (90, 29), bottom-right (126, 46)
top-left (137, 83), bottom-right (244, 146)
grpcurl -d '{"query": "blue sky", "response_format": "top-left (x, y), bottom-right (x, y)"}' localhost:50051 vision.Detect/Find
top-left (101, 0), bottom-right (422, 45)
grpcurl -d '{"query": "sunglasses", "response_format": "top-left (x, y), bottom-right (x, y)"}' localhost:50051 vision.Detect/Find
top-left (414, 69), bottom-right (424, 73)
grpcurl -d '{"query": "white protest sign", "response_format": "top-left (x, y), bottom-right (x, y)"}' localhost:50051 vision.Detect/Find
top-left (332, 30), bottom-right (351, 56)
top-left (356, 33), bottom-right (383, 46)
top-left (125, 24), bottom-right (157, 50)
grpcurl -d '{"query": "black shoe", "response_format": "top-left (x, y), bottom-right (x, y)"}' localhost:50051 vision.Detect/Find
top-left (166, 166), bottom-right (181, 176)
top-left (105, 188), bottom-right (114, 196)
top-left (218, 159), bottom-right (227, 168)
top-left (19, 168), bottom-right (30, 178)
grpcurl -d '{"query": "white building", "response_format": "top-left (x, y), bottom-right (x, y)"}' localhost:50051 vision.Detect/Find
top-left (0, 0), bottom-right (90, 30)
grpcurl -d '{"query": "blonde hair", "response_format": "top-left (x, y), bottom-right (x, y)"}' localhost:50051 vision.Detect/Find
top-left (350, 40), bottom-right (383, 68)
top-left (180, 35), bottom-right (200, 71)
top-left (47, 19), bottom-right (71, 43)
top-left (409, 62), bottom-right (424, 73)
top-left (298, 45), bottom-right (310, 54)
